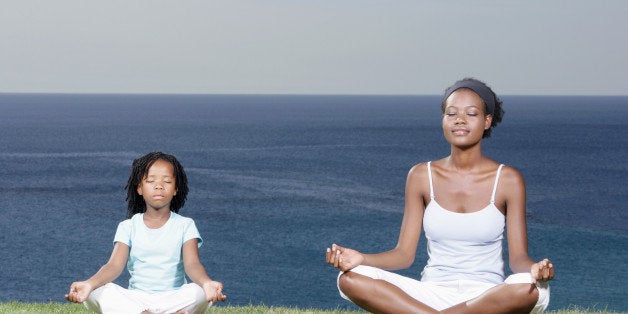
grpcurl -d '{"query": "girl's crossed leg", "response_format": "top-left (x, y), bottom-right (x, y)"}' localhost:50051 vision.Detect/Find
top-left (84, 282), bottom-right (210, 314)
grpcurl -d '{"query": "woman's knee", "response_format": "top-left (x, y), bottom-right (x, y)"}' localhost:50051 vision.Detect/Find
top-left (508, 283), bottom-right (539, 311)
top-left (338, 271), bottom-right (369, 299)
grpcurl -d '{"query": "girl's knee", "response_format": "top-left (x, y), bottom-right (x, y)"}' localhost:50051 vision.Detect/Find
top-left (178, 283), bottom-right (210, 314)
top-left (181, 283), bottom-right (207, 303)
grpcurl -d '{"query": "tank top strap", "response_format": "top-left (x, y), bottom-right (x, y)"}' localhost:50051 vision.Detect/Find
top-left (490, 164), bottom-right (505, 204)
top-left (427, 161), bottom-right (435, 200)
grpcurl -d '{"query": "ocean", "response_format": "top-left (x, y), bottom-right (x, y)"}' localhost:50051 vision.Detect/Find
top-left (0, 94), bottom-right (626, 311)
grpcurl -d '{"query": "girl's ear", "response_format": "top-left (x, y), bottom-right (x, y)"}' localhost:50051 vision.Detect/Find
top-left (136, 184), bottom-right (143, 195)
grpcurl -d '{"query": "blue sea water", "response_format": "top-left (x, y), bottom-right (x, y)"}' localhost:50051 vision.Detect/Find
top-left (0, 94), bottom-right (626, 311)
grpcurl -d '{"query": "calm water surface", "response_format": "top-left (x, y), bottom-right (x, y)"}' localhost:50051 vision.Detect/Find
top-left (0, 94), bottom-right (626, 311)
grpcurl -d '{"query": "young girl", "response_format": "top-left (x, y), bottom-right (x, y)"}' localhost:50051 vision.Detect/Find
top-left (326, 78), bottom-right (554, 313)
top-left (66, 152), bottom-right (226, 314)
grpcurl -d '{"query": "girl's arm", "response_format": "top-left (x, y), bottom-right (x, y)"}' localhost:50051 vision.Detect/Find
top-left (65, 242), bottom-right (129, 303)
top-left (182, 239), bottom-right (226, 303)
top-left (503, 167), bottom-right (554, 281)
top-left (327, 164), bottom-right (427, 271)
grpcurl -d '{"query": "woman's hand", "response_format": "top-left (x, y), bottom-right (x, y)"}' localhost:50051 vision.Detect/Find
top-left (202, 280), bottom-right (227, 303)
top-left (326, 243), bottom-right (364, 272)
top-left (531, 258), bottom-right (554, 282)
top-left (65, 281), bottom-right (93, 303)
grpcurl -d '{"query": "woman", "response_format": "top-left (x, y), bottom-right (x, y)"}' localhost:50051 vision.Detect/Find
top-left (326, 78), bottom-right (553, 313)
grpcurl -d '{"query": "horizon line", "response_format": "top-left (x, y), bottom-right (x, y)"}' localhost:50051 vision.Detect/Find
top-left (2, 91), bottom-right (628, 98)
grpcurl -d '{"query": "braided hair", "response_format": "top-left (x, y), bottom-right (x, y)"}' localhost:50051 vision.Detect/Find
top-left (125, 152), bottom-right (189, 218)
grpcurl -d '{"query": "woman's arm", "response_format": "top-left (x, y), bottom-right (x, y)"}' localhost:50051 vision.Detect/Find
top-left (503, 167), bottom-right (554, 281)
top-left (503, 166), bottom-right (535, 272)
top-left (65, 242), bottom-right (129, 303)
top-left (327, 164), bottom-right (427, 271)
top-left (182, 239), bottom-right (226, 302)
top-left (364, 164), bottom-right (426, 269)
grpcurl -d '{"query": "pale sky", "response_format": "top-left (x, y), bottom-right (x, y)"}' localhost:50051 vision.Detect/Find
top-left (1, 1), bottom-right (627, 95)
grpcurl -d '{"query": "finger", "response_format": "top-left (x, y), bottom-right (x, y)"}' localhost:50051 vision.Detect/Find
top-left (543, 258), bottom-right (551, 279)
top-left (216, 292), bottom-right (225, 303)
top-left (531, 264), bottom-right (539, 282)
top-left (334, 250), bottom-right (340, 268)
top-left (548, 264), bottom-right (554, 279)
top-left (539, 262), bottom-right (552, 281)
top-left (546, 264), bottom-right (553, 279)
top-left (330, 249), bottom-right (338, 266)
top-left (326, 248), bottom-right (331, 263)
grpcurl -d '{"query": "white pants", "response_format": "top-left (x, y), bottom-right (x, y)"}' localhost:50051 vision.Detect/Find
top-left (338, 265), bottom-right (550, 313)
top-left (84, 283), bottom-right (211, 314)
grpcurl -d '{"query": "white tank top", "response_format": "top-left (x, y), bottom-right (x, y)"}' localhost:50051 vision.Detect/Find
top-left (421, 162), bottom-right (506, 284)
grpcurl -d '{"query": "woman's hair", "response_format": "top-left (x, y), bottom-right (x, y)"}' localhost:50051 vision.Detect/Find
top-left (125, 151), bottom-right (189, 218)
top-left (440, 77), bottom-right (504, 138)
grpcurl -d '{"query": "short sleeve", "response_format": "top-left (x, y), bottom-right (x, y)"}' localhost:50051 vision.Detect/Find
top-left (113, 219), bottom-right (132, 247)
top-left (183, 218), bottom-right (203, 248)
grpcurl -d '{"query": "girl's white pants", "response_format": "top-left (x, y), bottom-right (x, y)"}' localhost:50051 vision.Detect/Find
top-left (84, 282), bottom-right (211, 314)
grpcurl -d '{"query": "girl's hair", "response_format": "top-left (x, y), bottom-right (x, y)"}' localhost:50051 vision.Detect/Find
top-left (125, 152), bottom-right (189, 218)
top-left (440, 77), bottom-right (504, 138)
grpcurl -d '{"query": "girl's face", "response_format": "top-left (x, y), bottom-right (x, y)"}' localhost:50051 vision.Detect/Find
top-left (442, 89), bottom-right (492, 148)
top-left (136, 159), bottom-right (178, 211)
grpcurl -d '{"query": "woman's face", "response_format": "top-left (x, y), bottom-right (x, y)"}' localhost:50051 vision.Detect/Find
top-left (442, 88), bottom-right (492, 148)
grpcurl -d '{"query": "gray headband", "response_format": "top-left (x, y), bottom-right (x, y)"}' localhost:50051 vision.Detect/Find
top-left (443, 79), bottom-right (495, 116)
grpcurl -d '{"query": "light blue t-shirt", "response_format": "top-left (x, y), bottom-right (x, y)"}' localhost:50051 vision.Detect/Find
top-left (114, 212), bottom-right (203, 293)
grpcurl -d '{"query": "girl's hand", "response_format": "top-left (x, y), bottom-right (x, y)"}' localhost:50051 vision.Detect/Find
top-left (326, 243), bottom-right (364, 272)
top-left (202, 280), bottom-right (227, 303)
top-left (531, 258), bottom-right (554, 282)
top-left (65, 281), bottom-right (93, 303)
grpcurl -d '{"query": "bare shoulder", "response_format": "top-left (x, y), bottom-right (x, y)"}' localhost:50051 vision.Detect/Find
top-left (406, 162), bottom-right (431, 201)
top-left (499, 164), bottom-right (526, 187)
top-left (498, 165), bottom-right (527, 209)
top-left (407, 162), bottom-right (429, 181)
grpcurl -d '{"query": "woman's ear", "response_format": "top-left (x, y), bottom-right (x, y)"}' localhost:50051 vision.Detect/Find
top-left (484, 114), bottom-right (493, 130)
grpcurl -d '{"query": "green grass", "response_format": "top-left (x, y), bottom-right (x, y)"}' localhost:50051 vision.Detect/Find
top-left (0, 302), bottom-right (360, 314)
top-left (0, 302), bottom-right (624, 313)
